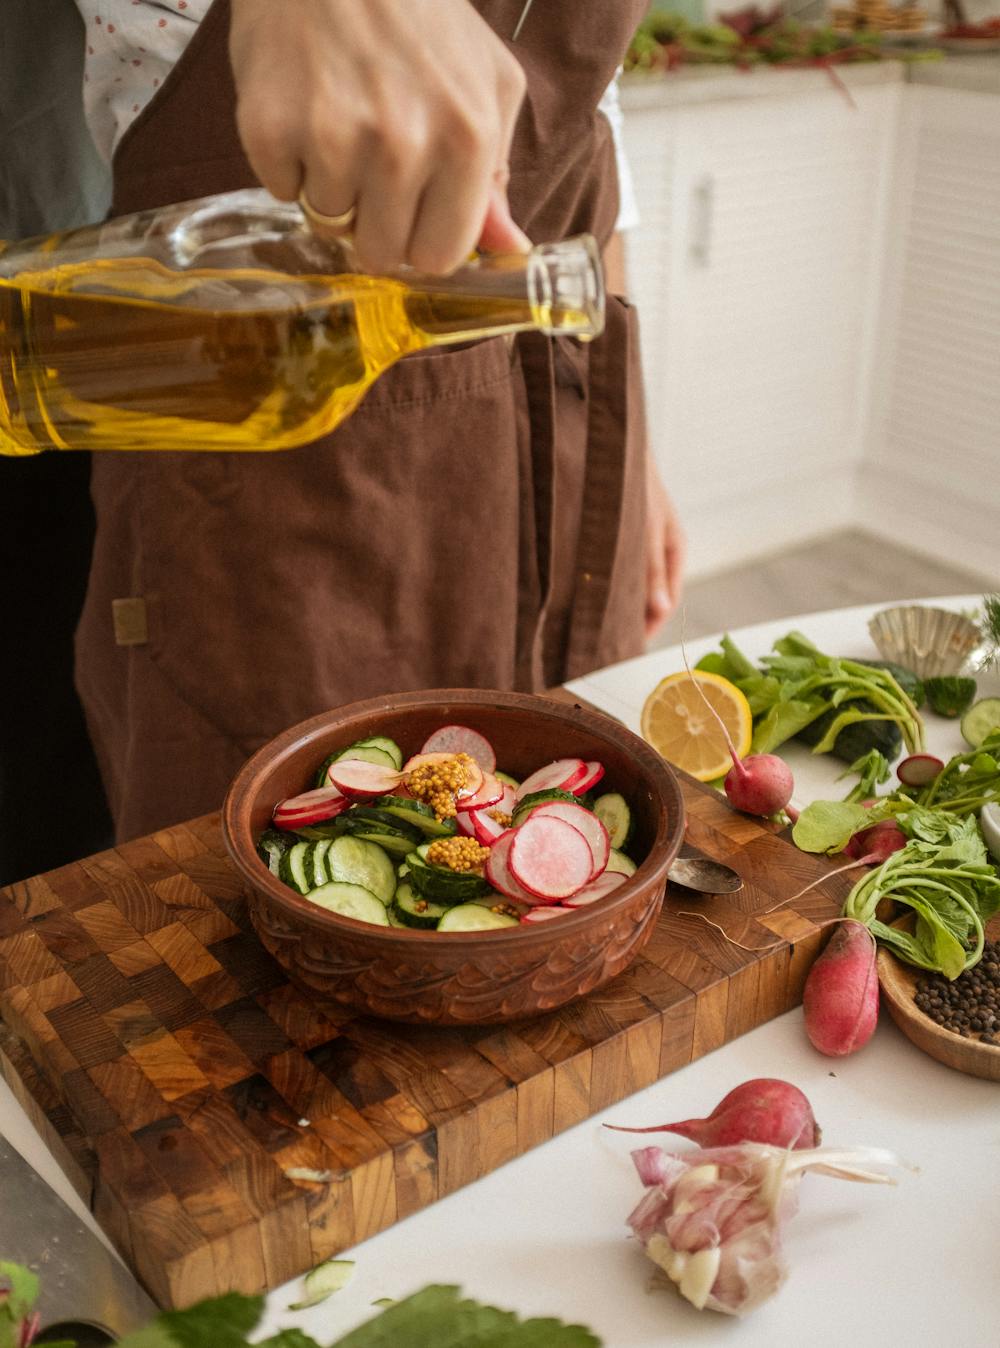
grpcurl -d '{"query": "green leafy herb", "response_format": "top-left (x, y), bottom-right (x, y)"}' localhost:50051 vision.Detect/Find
top-left (793, 801), bottom-right (875, 854)
top-left (981, 593), bottom-right (1000, 668)
top-left (331, 1286), bottom-right (600, 1348)
top-left (838, 750), bottom-right (892, 804)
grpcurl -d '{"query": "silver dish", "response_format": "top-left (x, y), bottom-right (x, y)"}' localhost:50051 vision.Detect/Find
top-left (868, 604), bottom-right (982, 680)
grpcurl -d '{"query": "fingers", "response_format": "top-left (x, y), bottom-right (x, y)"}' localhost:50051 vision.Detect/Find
top-left (477, 187), bottom-right (532, 255)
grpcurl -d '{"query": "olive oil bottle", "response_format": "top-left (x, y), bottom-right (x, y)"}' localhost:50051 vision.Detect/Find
top-left (0, 189), bottom-right (603, 455)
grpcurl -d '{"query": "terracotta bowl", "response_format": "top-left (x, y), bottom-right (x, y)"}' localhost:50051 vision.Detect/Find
top-left (222, 688), bottom-right (685, 1025)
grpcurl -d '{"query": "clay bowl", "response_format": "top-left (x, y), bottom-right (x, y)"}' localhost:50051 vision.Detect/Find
top-left (877, 913), bottom-right (1000, 1083)
top-left (222, 688), bottom-right (685, 1025)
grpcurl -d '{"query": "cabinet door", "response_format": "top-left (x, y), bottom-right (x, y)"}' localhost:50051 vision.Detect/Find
top-left (625, 85), bottom-right (899, 572)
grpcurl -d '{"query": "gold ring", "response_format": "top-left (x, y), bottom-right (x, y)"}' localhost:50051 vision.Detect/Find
top-left (298, 191), bottom-right (357, 232)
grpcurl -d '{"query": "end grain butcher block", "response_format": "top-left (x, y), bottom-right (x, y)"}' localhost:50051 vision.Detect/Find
top-left (0, 770), bottom-right (852, 1309)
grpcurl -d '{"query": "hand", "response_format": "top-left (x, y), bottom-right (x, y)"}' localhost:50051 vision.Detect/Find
top-left (229, 0), bottom-right (530, 274)
top-left (644, 453), bottom-right (686, 640)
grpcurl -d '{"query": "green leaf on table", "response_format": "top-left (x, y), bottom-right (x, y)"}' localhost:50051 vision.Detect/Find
top-left (329, 1285), bottom-right (601, 1348)
top-left (117, 1294), bottom-right (265, 1348)
top-left (750, 696), bottom-right (826, 754)
top-left (0, 1262), bottom-right (39, 1324)
top-left (792, 801), bottom-right (873, 854)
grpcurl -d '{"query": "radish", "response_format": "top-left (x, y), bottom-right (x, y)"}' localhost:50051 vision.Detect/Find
top-left (896, 754), bottom-right (944, 788)
top-left (485, 829), bottom-right (545, 906)
top-left (570, 761), bottom-right (606, 796)
top-left (273, 785), bottom-right (349, 829)
top-left (458, 771), bottom-right (503, 811)
top-left (419, 724), bottom-right (496, 773)
top-left (509, 815), bottom-right (593, 900)
top-left (514, 758), bottom-right (587, 802)
top-left (802, 919), bottom-right (879, 1057)
top-left (844, 819), bottom-right (906, 862)
top-left (605, 1078), bottom-right (821, 1150)
top-left (516, 800), bottom-right (610, 879)
top-left (456, 806), bottom-right (507, 846)
top-left (325, 759), bottom-right (405, 800)
top-left (563, 869), bottom-right (627, 907)
top-left (521, 906), bottom-right (572, 923)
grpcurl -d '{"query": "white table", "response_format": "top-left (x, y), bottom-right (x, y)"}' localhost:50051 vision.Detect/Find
top-left (3, 594), bottom-right (998, 1345)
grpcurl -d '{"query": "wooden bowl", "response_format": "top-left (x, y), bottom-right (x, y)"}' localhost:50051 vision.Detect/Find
top-left (222, 688), bottom-right (685, 1025)
top-left (877, 915), bottom-right (1000, 1082)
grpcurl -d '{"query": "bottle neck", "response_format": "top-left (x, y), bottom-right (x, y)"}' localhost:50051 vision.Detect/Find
top-left (400, 236), bottom-right (605, 347)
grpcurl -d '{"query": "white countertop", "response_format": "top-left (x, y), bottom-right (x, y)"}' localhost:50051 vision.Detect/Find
top-left (3, 593), bottom-right (998, 1345)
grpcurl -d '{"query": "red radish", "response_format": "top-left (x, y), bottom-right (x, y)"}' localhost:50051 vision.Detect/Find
top-left (273, 786), bottom-right (349, 828)
top-left (459, 771), bottom-right (503, 811)
top-left (605, 1078), bottom-right (821, 1150)
top-left (326, 759), bottom-right (404, 800)
top-left (498, 783), bottom-right (517, 814)
top-left (402, 751), bottom-right (484, 800)
top-left (419, 724), bottom-right (496, 773)
top-left (517, 800), bottom-right (610, 879)
top-left (485, 829), bottom-right (544, 905)
top-left (896, 754), bottom-right (944, 787)
top-left (844, 818), bottom-right (907, 862)
top-left (456, 806), bottom-right (507, 846)
top-left (563, 869), bottom-right (627, 907)
top-left (571, 761), bottom-right (606, 796)
top-left (509, 815), bottom-right (593, 900)
top-left (521, 906), bottom-right (572, 923)
top-left (802, 919), bottom-right (879, 1057)
top-left (514, 758), bottom-right (588, 802)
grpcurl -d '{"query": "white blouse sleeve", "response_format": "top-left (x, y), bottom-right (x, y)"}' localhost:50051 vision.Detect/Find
top-left (597, 70), bottom-right (640, 233)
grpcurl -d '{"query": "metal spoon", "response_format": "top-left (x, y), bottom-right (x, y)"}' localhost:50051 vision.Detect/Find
top-left (668, 853), bottom-right (744, 894)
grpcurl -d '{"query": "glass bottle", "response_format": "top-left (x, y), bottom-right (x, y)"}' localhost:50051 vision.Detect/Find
top-left (0, 188), bottom-right (604, 456)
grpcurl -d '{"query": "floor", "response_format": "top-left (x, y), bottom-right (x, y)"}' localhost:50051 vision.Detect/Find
top-left (650, 527), bottom-right (995, 650)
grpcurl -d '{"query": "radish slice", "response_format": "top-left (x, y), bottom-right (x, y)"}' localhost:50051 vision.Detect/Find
top-left (499, 783), bottom-right (517, 815)
top-left (897, 754), bottom-right (945, 787)
top-left (485, 829), bottom-right (546, 905)
top-left (273, 786), bottom-right (349, 828)
top-left (419, 725), bottom-right (496, 773)
top-left (516, 801), bottom-right (610, 880)
top-left (571, 761), bottom-right (606, 796)
top-left (520, 907), bottom-right (572, 923)
top-left (514, 758), bottom-right (587, 802)
top-left (509, 815), bottom-right (593, 900)
top-left (456, 807), bottom-right (507, 846)
top-left (402, 751), bottom-right (484, 800)
top-left (459, 771), bottom-right (503, 811)
top-left (326, 760), bottom-right (405, 799)
top-left (563, 870), bottom-right (627, 908)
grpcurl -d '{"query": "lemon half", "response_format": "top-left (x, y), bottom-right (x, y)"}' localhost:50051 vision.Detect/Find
top-left (640, 670), bottom-right (753, 781)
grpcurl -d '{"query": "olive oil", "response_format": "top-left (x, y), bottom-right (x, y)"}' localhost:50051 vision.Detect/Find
top-left (0, 232), bottom-right (601, 455)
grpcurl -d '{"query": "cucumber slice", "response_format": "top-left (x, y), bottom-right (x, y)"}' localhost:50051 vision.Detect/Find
top-left (495, 771), bottom-right (520, 789)
top-left (408, 845), bottom-right (489, 901)
top-left (350, 830), bottom-right (416, 859)
top-left (386, 904), bottom-right (409, 928)
top-left (279, 841), bottom-right (312, 894)
top-left (324, 836), bottom-right (396, 905)
top-left (512, 787), bottom-right (583, 824)
top-left (352, 736), bottom-right (403, 770)
top-left (313, 743), bottom-right (398, 786)
top-left (376, 795), bottom-right (458, 837)
top-left (307, 839), bottom-right (333, 889)
top-left (305, 882), bottom-right (389, 925)
top-left (606, 848), bottom-right (637, 877)
top-left (257, 828), bottom-right (292, 876)
top-left (438, 903), bottom-right (519, 932)
top-left (392, 882), bottom-right (449, 929)
top-left (592, 793), bottom-right (633, 850)
top-left (342, 807), bottom-right (423, 842)
top-left (961, 697), bottom-right (1000, 749)
top-left (288, 1258), bottom-right (355, 1311)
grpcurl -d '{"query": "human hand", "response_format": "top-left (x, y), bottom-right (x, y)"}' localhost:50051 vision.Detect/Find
top-left (229, 0), bottom-right (529, 273)
top-left (644, 453), bottom-right (686, 640)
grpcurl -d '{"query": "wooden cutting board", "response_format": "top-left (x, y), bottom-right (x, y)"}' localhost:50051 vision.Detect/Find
top-left (0, 767), bottom-right (853, 1311)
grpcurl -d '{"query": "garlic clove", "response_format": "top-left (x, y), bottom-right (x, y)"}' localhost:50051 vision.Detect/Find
top-left (678, 1246), bottom-right (721, 1310)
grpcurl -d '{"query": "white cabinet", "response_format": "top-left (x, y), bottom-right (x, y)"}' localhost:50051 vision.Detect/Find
top-left (622, 80), bottom-right (902, 576)
top-left (863, 87), bottom-right (1000, 580)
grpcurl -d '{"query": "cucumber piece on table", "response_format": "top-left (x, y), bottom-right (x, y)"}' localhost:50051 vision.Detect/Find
top-left (606, 848), bottom-right (637, 877)
top-left (305, 882), bottom-right (389, 926)
top-left (324, 836), bottom-right (396, 905)
top-left (279, 841), bottom-right (313, 894)
top-left (437, 903), bottom-right (519, 932)
top-left (592, 792), bottom-right (632, 850)
top-left (392, 882), bottom-right (449, 929)
top-left (376, 795), bottom-right (457, 837)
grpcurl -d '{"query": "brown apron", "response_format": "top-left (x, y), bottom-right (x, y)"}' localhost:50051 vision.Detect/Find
top-left (76, 0), bottom-right (650, 840)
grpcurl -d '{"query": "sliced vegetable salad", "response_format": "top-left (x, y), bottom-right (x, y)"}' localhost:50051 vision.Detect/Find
top-left (257, 725), bottom-right (640, 933)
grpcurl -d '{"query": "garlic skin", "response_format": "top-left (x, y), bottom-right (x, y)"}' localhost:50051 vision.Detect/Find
top-left (627, 1143), bottom-right (902, 1317)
